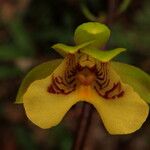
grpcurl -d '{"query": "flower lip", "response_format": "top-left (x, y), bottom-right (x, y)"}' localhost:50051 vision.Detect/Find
top-left (47, 54), bottom-right (125, 100)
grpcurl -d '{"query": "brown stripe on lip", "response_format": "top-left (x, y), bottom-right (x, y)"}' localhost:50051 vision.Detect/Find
top-left (93, 62), bottom-right (124, 99)
top-left (95, 63), bottom-right (109, 89)
top-left (47, 75), bottom-right (76, 95)
top-left (47, 53), bottom-right (124, 99)
top-left (48, 54), bottom-right (77, 95)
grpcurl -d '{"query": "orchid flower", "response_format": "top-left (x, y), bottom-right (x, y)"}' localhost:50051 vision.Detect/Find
top-left (16, 22), bottom-right (150, 134)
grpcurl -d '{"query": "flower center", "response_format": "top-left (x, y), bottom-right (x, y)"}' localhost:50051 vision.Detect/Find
top-left (76, 67), bottom-right (95, 86)
top-left (48, 53), bottom-right (124, 100)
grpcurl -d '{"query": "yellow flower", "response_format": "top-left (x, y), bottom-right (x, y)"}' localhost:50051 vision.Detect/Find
top-left (16, 22), bottom-right (150, 135)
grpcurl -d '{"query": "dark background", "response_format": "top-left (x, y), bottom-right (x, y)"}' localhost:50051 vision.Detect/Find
top-left (0, 0), bottom-right (150, 149)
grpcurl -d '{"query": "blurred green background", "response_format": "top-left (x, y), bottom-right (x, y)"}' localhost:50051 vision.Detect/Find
top-left (0, 0), bottom-right (150, 150)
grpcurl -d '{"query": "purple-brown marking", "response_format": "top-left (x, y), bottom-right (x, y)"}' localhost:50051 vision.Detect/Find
top-left (47, 54), bottom-right (124, 100)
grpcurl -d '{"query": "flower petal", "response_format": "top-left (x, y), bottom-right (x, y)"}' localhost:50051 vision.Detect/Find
top-left (81, 47), bottom-right (126, 62)
top-left (52, 41), bottom-right (94, 56)
top-left (23, 58), bottom-right (80, 128)
top-left (16, 59), bottom-right (62, 103)
top-left (88, 85), bottom-right (149, 134)
top-left (83, 64), bottom-right (149, 134)
top-left (111, 61), bottom-right (150, 103)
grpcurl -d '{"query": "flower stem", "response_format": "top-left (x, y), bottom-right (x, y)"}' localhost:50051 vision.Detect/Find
top-left (72, 102), bottom-right (93, 150)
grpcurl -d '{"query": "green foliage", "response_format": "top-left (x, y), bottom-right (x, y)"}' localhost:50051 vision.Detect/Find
top-left (14, 126), bottom-right (37, 150)
top-left (118, 0), bottom-right (132, 14)
top-left (48, 125), bottom-right (73, 150)
top-left (0, 19), bottom-right (35, 61)
top-left (110, 0), bottom-right (150, 57)
top-left (0, 65), bottom-right (22, 79)
top-left (8, 19), bottom-right (35, 57)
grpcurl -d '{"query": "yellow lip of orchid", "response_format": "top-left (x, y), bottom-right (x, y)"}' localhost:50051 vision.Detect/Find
top-left (16, 22), bottom-right (150, 135)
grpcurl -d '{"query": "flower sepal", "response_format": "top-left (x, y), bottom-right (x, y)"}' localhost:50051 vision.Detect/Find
top-left (16, 59), bottom-right (62, 104)
top-left (112, 61), bottom-right (150, 103)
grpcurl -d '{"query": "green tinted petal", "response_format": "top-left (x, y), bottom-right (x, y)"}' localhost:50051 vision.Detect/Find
top-left (112, 61), bottom-right (150, 103)
top-left (16, 59), bottom-right (62, 103)
top-left (52, 41), bottom-right (94, 56)
top-left (74, 22), bottom-right (110, 49)
top-left (81, 47), bottom-right (126, 62)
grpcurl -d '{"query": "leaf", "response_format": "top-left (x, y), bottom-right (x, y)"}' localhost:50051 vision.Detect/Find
top-left (118, 0), bottom-right (132, 14)
top-left (8, 18), bottom-right (35, 56)
top-left (14, 126), bottom-right (37, 150)
top-left (0, 45), bottom-right (28, 60)
top-left (0, 66), bottom-right (22, 79)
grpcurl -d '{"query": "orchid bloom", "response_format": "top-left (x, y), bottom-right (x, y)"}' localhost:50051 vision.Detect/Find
top-left (16, 22), bottom-right (150, 135)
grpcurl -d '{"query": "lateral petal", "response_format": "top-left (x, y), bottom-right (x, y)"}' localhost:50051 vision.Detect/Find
top-left (52, 41), bottom-right (94, 56)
